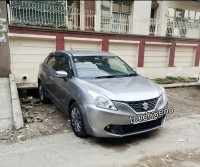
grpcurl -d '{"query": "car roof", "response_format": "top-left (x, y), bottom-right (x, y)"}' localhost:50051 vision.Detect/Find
top-left (58, 50), bottom-right (116, 57)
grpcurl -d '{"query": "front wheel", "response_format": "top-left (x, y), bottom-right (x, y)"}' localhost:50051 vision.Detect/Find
top-left (70, 102), bottom-right (87, 138)
top-left (38, 83), bottom-right (50, 104)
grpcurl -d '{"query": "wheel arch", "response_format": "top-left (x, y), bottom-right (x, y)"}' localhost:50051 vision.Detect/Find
top-left (68, 99), bottom-right (76, 115)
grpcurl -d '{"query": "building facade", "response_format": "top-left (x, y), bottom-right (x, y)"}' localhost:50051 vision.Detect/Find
top-left (2, 0), bottom-right (200, 85)
top-left (0, 1), bottom-right (10, 77)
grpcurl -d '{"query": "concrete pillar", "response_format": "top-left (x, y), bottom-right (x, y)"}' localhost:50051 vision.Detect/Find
top-left (80, 1), bottom-right (85, 31)
top-left (0, 1), bottom-right (10, 77)
top-left (131, 1), bottom-right (152, 35)
top-left (155, 1), bottom-right (168, 36)
top-left (95, 1), bottom-right (101, 32)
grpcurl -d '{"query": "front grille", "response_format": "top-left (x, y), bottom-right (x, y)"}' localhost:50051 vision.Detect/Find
top-left (104, 117), bottom-right (163, 135)
top-left (123, 97), bottom-right (160, 113)
top-left (121, 117), bottom-right (162, 134)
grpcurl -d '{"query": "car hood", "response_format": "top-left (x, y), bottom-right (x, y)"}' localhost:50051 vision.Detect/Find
top-left (75, 76), bottom-right (162, 101)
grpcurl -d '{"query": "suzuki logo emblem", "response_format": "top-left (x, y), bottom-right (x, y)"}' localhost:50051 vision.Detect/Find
top-left (142, 102), bottom-right (149, 110)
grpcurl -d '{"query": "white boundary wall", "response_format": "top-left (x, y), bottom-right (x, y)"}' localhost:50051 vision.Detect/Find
top-left (8, 34), bottom-right (200, 85)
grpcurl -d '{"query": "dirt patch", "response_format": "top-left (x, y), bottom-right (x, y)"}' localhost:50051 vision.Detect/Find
top-left (1, 86), bottom-right (200, 145)
top-left (166, 86), bottom-right (200, 120)
top-left (130, 148), bottom-right (200, 167)
top-left (0, 98), bottom-right (72, 144)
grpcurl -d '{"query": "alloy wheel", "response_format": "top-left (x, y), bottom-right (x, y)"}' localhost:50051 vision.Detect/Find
top-left (71, 107), bottom-right (82, 133)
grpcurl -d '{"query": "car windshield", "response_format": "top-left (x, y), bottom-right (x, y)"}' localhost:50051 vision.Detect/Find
top-left (73, 56), bottom-right (137, 79)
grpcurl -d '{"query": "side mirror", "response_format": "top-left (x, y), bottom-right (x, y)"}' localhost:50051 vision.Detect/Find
top-left (56, 71), bottom-right (68, 78)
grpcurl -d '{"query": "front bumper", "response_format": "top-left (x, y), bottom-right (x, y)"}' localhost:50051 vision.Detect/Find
top-left (81, 101), bottom-right (168, 138)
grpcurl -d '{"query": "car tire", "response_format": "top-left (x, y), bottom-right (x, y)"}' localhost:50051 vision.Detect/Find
top-left (38, 83), bottom-right (50, 104)
top-left (70, 102), bottom-right (87, 138)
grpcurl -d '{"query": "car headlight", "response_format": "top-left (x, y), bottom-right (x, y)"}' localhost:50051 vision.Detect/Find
top-left (88, 90), bottom-right (117, 110)
top-left (157, 87), bottom-right (168, 109)
top-left (162, 89), bottom-right (168, 102)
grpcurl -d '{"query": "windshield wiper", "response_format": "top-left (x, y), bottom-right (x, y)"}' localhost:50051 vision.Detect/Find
top-left (95, 75), bottom-right (116, 79)
top-left (128, 73), bottom-right (137, 76)
top-left (95, 73), bottom-right (137, 79)
top-left (114, 73), bottom-right (137, 78)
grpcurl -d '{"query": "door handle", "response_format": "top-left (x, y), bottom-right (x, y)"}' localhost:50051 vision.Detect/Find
top-left (50, 76), bottom-right (54, 80)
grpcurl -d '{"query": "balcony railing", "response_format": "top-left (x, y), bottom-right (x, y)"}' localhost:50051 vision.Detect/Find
top-left (149, 18), bottom-right (200, 39)
top-left (101, 14), bottom-right (131, 33)
top-left (8, 1), bottom-right (95, 30)
top-left (166, 20), bottom-right (200, 38)
top-left (8, 1), bottom-right (130, 33)
top-left (7, 1), bottom-right (200, 39)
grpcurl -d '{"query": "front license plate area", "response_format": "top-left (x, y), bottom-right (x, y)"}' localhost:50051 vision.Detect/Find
top-left (129, 113), bottom-right (159, 124)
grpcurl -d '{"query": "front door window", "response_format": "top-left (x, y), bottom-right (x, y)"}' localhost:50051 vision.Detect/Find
top-left (56, 55), bottom-right (72, 77)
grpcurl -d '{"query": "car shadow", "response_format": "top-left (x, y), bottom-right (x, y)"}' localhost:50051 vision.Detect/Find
top-left (85, 129), bottom-right (163, 152)
top-left (53, 104), bottom-right (164, 152)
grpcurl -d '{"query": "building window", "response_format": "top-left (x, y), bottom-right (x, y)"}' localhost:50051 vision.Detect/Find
top-left (189, 11), bottom-right (195, 21)
top-left (101, 1), bottom-right (111, 11)
top-left (167, 8), bottom-right (200, 37)
top-left (168, 8), bottom-right (200, 23)
top-left (112, 1), bottom-right (131, 14)
top-left (101, 0), bottom-right (132, 33)
top-left (168, 8), bottom-right (175, 18)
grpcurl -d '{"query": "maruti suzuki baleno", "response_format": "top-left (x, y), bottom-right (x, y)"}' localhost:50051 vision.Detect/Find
top-left (38, 50), bottom-right (168, 138)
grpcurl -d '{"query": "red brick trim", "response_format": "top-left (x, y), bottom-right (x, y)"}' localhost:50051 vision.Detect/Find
top-left (102, 37), bottom-right (109, 52)
top-left (85, 0), bottom-right (95, 11)
top-left (9, 26), bottom-right (200, 42)
top-left (56, 34), bottom-right (64, 51)
top-left (138, 40), bottom-right (145, 67)
top-left (169, 41), bottom-right (176, 67)
top-left (195, 44), bottom-right (200, 66)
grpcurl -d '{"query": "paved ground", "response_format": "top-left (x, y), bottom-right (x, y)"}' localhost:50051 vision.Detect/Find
top-left (0, 78), bottom-right (13, 132)
top-left (0, 86), bottom-right (200, 167)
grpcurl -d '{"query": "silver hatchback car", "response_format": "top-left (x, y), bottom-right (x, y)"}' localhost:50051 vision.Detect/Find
top-left (38, 50), bottom-right (168, 138)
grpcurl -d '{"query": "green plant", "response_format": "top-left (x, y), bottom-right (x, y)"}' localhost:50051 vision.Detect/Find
top-left (177, 76), bottom-right (184, 81)
top-left (179, 85), bottom-right (186, 88)
top-left (153, 76), bottom-right (198, 84)
top-left (166, 76), bottom-right (179, 81)
top-left (154, 78), bottom-right (163, 82)
top-left (188, 77), bottom-right (198, 82)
